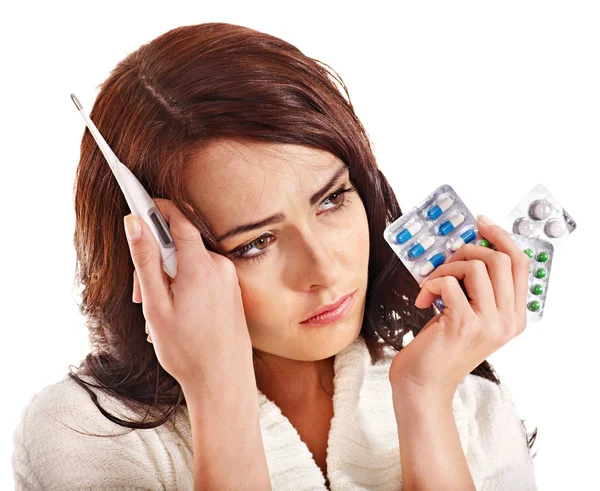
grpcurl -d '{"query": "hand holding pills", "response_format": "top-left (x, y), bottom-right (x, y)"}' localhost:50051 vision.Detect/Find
top-left (389, 215), bottom-right (530, 401)
top-left (383, 184), bottom-right (483, 312)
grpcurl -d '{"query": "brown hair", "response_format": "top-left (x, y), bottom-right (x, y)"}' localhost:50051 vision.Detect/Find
top-left (69, 22), bottom-right (536, 454)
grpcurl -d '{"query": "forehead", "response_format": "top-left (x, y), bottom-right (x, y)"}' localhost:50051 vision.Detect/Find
top-left (184, 139), bottom-right (344, 235)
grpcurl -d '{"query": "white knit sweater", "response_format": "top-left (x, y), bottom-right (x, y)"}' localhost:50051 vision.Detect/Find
top-left (12, 335), bottom-right (537, 490)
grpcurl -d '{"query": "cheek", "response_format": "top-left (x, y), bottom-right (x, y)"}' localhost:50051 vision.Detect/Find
top-left (236, 273), bottom-right (278, 326)
top-left (340, 202), bottom-right (370, 263)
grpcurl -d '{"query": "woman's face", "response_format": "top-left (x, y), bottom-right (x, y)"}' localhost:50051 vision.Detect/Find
top-left (185, 139), bottom-right (370, 361)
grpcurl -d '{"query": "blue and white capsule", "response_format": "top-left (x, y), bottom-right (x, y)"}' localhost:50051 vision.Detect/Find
top-left (439, 213), bottom-right (465, 236)
top-left (449, 229), bottom-right (477, 251)
top-left (407, 235), bottom-right (435, 259)
top-left (419, 252), bottom-right (445, 276)
top-left (396, 221), bottom-right (422, 244)
top-left (427, 195), bottom-right (454, 220)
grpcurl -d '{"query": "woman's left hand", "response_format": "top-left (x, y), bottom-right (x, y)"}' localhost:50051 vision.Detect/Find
top-left (389, 215), bottom-right (531, 404)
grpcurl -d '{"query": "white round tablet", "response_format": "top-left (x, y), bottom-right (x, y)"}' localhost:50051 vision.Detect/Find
top-left (529, 200), bottom-right (552, 220)
top-left (545, 218), bottom-right (566, 238)
top-left (514, 218), bottom-right (535, 237)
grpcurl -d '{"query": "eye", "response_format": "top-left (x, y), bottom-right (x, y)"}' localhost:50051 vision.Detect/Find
top-left (230, 184), bottom-right (356, 264)
top-left (318, 186), bottom-right (353, 213)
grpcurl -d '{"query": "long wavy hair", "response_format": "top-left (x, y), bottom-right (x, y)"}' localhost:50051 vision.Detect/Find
top-left (68, 22), bottom-right (536, 455)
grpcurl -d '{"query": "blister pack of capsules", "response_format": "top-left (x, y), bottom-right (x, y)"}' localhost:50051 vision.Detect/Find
top-left (509, 233), bottom-right (554, 322)
top-left (383, 184), bottom-right (482, 312)
top-left (505, 184), bottom-right (577, 249)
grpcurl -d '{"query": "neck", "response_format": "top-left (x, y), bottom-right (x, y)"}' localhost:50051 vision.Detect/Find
top-left (254, 353), bottom-right (335, 412)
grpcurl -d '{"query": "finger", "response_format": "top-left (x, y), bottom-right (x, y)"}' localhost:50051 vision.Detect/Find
top-left (416, 275), bottom-right (472, 315)
top-left (443, 244), bottom-right (514, 313)
top-left (152, 198), bottom-right (211, 279)
top-left (477, 214), bottom-right (531, 316)
top-left (145, 321), bottom-right (149, 334)
top-left (124, 214), bottom-right (172, 316)
top-left (452, 215), bottom-right (529, 314)
top-left (416, 261), bottom-right (496, 315)
top-left (476, 216), bottom-right (531, 318)
top-left (133, 269), bottom-right (142, 303)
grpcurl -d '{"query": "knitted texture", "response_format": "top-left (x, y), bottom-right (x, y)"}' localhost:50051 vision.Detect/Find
top-left (12, 335), bottom-right (537, 490)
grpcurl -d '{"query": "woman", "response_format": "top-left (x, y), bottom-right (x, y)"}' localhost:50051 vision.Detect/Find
top-left (12, 22), bottom-right (537, 490)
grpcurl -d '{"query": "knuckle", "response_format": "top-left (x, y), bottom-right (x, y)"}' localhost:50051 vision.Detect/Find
top-left (443, 276), bottom-right (459, 289)
top-left (215, 255), bottom-right (239, 280)
top-left (218, 254), bottom-right (237, 271)
top-left (130, 248), bottom-right (155, 269)
top-left (470, 259), bottom-right (487, 273)
top-left (494, 251), bottom-right (512, 267)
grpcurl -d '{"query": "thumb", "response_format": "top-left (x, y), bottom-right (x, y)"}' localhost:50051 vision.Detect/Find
top-left (124, 214), bottom-right (170, 311)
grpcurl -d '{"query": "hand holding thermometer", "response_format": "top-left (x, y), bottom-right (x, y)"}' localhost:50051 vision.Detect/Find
top-left (70, 93), bottom-right (178, 278)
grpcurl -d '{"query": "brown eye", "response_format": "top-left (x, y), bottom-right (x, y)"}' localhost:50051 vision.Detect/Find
top-left (319, 186), bottom-right (355, 213)
top-left (329, 192), bottom-right (343, 204)
top-left (254, 237), bottom-right (269, 250)
top-left (232, 185), bottom-right (357, 264)
top-left (231, 233), bottom-right (275, 262)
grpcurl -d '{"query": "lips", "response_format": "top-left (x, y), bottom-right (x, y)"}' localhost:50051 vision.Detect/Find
top-left (301, 289), bottom-right (358, 323)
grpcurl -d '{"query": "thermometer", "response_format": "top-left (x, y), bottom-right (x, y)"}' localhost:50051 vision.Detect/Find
top-left (70, 93), bottom-right (177, 278)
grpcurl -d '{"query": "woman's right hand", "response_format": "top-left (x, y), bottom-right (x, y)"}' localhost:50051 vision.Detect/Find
top-left (125, 198), bottom-right (253, 391)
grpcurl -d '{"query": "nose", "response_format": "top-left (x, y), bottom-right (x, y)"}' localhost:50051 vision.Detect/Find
top-left (289, 226), bottom-right (341, 290)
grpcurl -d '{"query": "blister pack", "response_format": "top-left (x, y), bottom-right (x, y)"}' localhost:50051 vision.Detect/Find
top-left (505, 184), bottom-right (577, 248)
top-left (508, 233), bottom-right (554, 322)
top-left (383, 184), bottom-right (483, 312)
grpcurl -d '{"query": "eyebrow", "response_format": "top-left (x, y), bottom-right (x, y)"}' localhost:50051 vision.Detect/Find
top-left (216, 163), bottom-right (350, 243)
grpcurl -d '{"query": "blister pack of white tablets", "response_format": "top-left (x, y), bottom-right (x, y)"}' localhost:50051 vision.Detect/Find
top-left (505, 184), bottom-right (577, 248)
top-left (383, 184), bottom-right (483, 312)
top-left (508, 233), bottom-right (554, 322)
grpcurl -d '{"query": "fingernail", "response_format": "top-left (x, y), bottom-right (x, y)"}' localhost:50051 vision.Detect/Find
top-left (477, 214), bottom-right (494, 226)
top-left (124, 214), bottom-right (142, 241)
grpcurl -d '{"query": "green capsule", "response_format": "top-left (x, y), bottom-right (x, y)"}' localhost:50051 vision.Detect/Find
top-left (524, 248), bottom-right (535, 258)
top-left (528, 300), bottom-right (541, 312)
top-left (529, 267), bottom-right (532, 274)
top-left (479, 239), bottom-right (491, 248)
top-left (536, 251), bottom-right (549, 262)
top-left (531, 284), bottom-right (544, 295)
top-left (534, 268), bottom-right (547, 279)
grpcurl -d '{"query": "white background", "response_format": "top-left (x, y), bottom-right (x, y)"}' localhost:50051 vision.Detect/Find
top-left (2, 1), bottom-right (597, 489)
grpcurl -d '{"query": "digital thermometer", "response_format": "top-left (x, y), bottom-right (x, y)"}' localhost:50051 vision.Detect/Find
top-left (70, 93), bottom-right (177, 278)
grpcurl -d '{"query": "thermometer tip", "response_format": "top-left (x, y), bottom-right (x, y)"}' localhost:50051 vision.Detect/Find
top-left (70, 93), bottom-right (83, 111)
